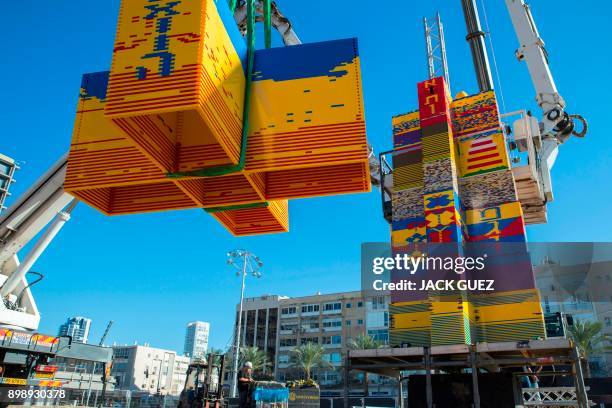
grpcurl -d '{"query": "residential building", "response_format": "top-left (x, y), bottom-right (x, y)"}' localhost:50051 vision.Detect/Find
top-left (234, 295), bottom-right (286, 376)
top-left (234, 291), bottom-right (393, 397)
top-left (59, 316), bottom-right (92, 344)
top-left (183, 321), bottom-right (210, 359)
top-left (111, 344), bottom-right (189, 396)
top-left (171, 355), bottom-right (191, 395)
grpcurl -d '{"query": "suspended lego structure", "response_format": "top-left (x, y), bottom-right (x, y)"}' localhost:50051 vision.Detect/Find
top-left (388, 77), bottom-right (545, 347)
top-left (65, 0), bottom-right (370, 236)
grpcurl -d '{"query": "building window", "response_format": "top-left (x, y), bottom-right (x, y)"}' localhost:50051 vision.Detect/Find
top-left (301, 337), bottom-right (319, 345)
top-left (280, 338), bottom-right (297, 347)
top-left (346, 320), bottom-right (351, 326)
top-left (278, 354), bottom-right (289, 364)
top-left (357, 319), bottom-right (364, 325)
top-left (324, 352), bottom-right (342, 363)
top-left (301, 321), bottom-right (319, 330)
top-left (372, 296), bottom-right (386, 310)
top-left (324, 302), bottom-right (342, 311)
top-left (301, 304), bottom-right (320, 313)
top-left (357, 302), bottom-right (363, 308)
top-left (346, 303), bottom-right (352, 308)
top-left (322, 319), bottom-right (342, 328)
top-left (322, 335), bottom-right (342, 345)
top-left (281, 307), bottom-right (297, 315)
top-left (606, 317), bottom-right (611, 327)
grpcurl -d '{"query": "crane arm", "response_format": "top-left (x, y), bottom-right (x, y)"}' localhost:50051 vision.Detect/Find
top-left (505, 0), bottom-right (587, 144)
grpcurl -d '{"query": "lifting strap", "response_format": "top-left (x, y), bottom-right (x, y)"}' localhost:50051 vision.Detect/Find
top-left (167, 0), bottom-right (256, 179)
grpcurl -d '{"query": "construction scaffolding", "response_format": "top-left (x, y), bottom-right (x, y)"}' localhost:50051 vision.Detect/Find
top-left (344, 338), bottom-right (590, 408)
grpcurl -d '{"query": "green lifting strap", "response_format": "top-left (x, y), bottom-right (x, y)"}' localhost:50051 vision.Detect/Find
top-left (204, 201), bottom-right (269, 213)
top-left (228, 0), bottom-right (238, 12)
top-left (264, 0), bottom-right (272, 49)
top-left (167, 0), bottom-right (256, 179)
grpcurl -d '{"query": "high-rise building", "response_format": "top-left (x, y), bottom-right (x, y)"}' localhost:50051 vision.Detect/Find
top-left (183, 321), bottom-right (210, 359)
top-left (58, 316), bottom-right (92, 344)
top-left (233, 291), bottom-right (394, 397)
top-left (111, 344), bottom-right (189, 396)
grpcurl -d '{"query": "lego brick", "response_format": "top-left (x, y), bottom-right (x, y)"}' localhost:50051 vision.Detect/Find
top-left (417, 77), bottom-right (452, 127)
top-left (66, 72), bottom-right (168, 191)
top-left (106, 0), bottom-right (247, 172)
top-left (244, 39), bottom-right (368, 176)
top-left (471, 289), bottom-right (545, 342)
top-left (451, 91), bottom-right (500, 138)
top-left (66, 72), bottom-right (199, 214)
top-left (391, 217), bottom-right (427, 247)
top-left (392, 187), bottom-right (424, 222)
top-left (457, 130), bottom-right (509, 177)
top-left (393, 147), bottom-right (424, 190)
top-left (263, 162), bottom-right (370, 200)
top-left (72, 182), bottom-right (198, 215)
top-left (458, 170), bottom-right (518, 210)
top-left (175, 173), bottom-right (265, 208)
top-left (423, 158), bottom-right (457, 194)
top-left (464, 201), bottom-right (523, 225)
top-left (211, 200), bottom-right (289, 236)
top-left (422, 132), bottom-right (453, 162)
top-left (392, 111), bottom-right (421, 148)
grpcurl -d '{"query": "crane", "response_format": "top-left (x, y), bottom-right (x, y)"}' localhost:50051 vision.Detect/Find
top-left (461, 0), bottom-right (587, 207)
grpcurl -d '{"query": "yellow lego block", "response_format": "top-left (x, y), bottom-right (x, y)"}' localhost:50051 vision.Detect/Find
top-left (211, 200), bottom-right (289, 236)
top-left (106, 0), bottom-right (247, 172)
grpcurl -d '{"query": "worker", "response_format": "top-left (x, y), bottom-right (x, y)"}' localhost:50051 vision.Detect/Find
top-left (238, 361), bottom-right (255, 408)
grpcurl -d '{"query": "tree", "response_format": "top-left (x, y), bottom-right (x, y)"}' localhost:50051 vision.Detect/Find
top-left (206, 347), bottom-right (226, 366)
top-left (347, 334), bottom-right (383, 397)
top-left (290, 342), bottom-right (333, 381)
top-left (567, 319), bottom-right (610, 377)
top-left (239, 346), bottom-right (270, 374)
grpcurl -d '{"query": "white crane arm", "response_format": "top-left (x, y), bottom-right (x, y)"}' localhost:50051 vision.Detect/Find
top-left (505, 0), bottom-right (587, 144)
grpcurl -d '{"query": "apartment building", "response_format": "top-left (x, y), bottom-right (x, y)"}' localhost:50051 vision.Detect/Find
top-left (234, 295), bottom-right (286, 376)
top-left (234, 291), bottom-right (393, 396)
top-left (111, 344), bottom-right (189, 396)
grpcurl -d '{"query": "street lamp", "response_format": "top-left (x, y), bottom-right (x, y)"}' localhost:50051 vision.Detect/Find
top-left (228, 249), bottom-right (263, 398)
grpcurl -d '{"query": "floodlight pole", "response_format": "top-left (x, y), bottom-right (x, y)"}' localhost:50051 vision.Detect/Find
top-left (231, 254), bottom-right (248, 398)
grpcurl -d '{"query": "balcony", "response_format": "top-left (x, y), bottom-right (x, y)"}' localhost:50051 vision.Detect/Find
top-left (301, 311), bottom-right (319, 317)
top-left (280, 313), bottom-right (298, 319)
top-left (322, 309), bottom-right (342, 316)
top-left (301, 327), bottom-right (320, 333)
top-left (322, 326), bottom-right (342, 332)
top-left (322, 343), bottom-right (342, 349)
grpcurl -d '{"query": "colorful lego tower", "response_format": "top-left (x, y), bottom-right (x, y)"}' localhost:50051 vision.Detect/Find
top-left (389, 77), bottom-right (546, 347)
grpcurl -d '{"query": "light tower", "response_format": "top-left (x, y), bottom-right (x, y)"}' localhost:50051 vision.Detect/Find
top-left (227, 249), bottom-right (263, 398)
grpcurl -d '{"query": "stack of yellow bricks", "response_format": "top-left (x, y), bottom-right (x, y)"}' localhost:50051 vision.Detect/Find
top-left (65, 0), bottom-right (370, 236)
top-left (389, 77), bottom-right (545, 347)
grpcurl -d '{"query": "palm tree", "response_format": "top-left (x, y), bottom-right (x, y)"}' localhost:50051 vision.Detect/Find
top-left (567, 319), bottom-right (610, 377)
top-left (290, 342), bottom-right (333, 381)
top-left (239, 346), bottom-right (270, 374)
top-left (206, 347), bottom-right (226, 366)
top-left (347, 334), bottom-right (383, 397)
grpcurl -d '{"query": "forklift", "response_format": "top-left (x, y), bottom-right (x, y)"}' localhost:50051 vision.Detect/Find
top-left (178, 353), bottom-right (227, 408)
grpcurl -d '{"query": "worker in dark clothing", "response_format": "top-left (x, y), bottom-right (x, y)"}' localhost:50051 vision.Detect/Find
top-left (238, 361), bottom-right (254, 408)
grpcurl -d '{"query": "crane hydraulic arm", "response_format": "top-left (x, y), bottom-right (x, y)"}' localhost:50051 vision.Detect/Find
top-left (505, 0), bottom-right (587, 143)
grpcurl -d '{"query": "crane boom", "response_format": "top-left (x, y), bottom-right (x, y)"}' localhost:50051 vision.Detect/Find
top-left (505, 0), bottom-right (587, 143)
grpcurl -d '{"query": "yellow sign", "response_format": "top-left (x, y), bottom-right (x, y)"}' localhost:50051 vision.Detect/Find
top-left (3, 377), bottom-right (27, 385)
top-left (34, 372), bottom-right (55, 379)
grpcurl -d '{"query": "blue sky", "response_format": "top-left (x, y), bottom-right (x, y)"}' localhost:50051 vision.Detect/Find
top-left (1, 1), bottom-right (610, 352)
